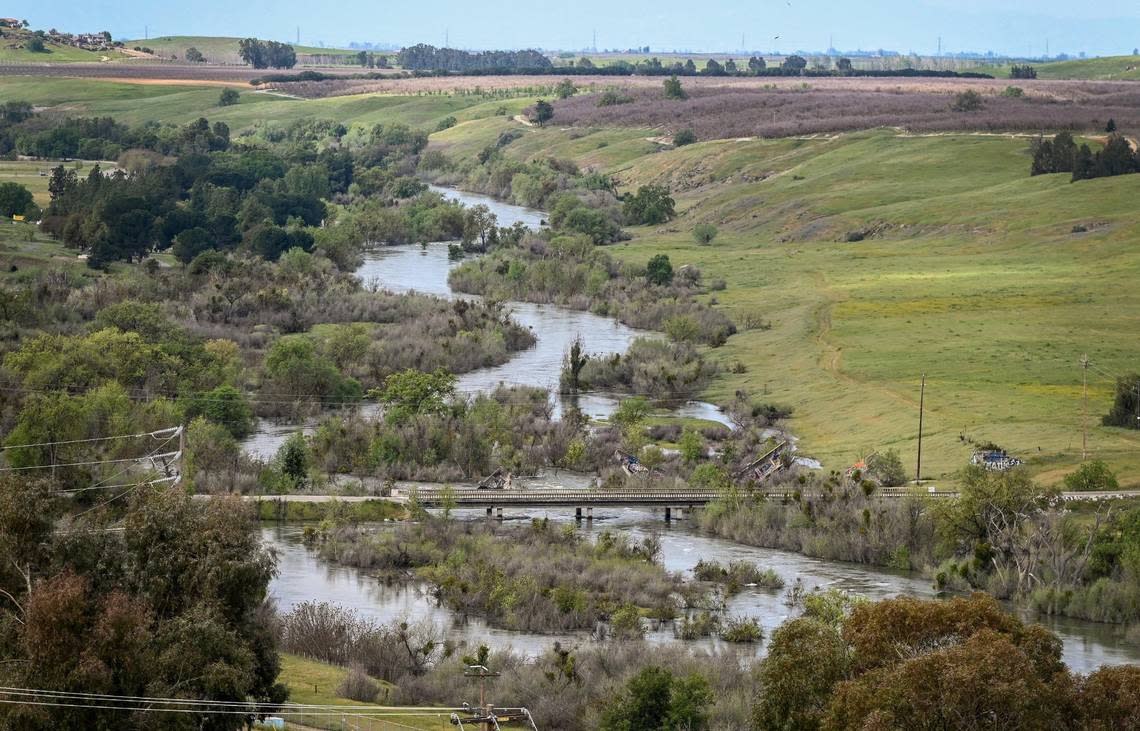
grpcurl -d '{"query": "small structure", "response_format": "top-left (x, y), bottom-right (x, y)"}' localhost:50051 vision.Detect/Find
top-left (971, 449), bottom-right (1023, 472)
top-left (614, 449), bottom-right (649, 476)
top-left (735, 441), bottom-right (789, 483)
top-left (477, 468), bottom-right (512, 490)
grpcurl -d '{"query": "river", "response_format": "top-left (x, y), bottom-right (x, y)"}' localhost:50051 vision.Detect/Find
top-left (264, 506), bottom-right (1140, 674)
top-left (253, 186), bottom-right (1140, 672)
top-left (241, 186), bottom-right (730, 461)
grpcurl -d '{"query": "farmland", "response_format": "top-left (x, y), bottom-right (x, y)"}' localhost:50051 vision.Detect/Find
top-left (123, 35), bottom-right (359, 65)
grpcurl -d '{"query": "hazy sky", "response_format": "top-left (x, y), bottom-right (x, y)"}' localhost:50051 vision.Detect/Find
top-left (15, 0), bottom-right (1140, 56)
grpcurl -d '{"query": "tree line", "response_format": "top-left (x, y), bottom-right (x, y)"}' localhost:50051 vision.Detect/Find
top-left (396, 44), bottom-right (552, 71)
top-left (238, 38), bottom-right (297, 69)
top-left (1031, 130), bottom-right (1139, 182)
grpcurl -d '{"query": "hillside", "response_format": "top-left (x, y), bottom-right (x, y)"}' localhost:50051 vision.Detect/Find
top-left (124, 35), bottom-right (360, 65)
top-left (0, 27), bottom-right (129, 62)
top-left (431, 116), bottom-right (1140, 485)
top-left (977, 55), bottom-right (1140, 81)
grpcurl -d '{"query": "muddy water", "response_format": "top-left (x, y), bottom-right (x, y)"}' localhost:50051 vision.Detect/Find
top-left (264, 507), bottom-right (1140, 673)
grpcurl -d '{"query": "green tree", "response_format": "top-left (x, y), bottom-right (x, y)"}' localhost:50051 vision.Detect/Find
top-left (182, 384), bottom-right (254, 439)
top-left (185, 46), bottom-right (205, 63)
top-left (277, 431), bottom-right (310, 486)
top-left (219, 88), bottom-right (240, 106)
top-left (25, 36), bottom-right (45, 53)
top-left (377, 368), bottom-right (456, 424)
top-left (680, 429), bottom-right (704, 464)
top-left (866, 448), bottom-right (907, 487)
top-left (836, 57), bottom-right (854, 73)
top-left (554, 78), bottom-right (577, 99)
top-left (663, 74), bottom-right (687, 100)
top-left (692, 223), bottom-right (718, 245)
top-left (1102, 374), bottom-right (1140, 429)
top-left (599, 666), bottom-right (675, 731)
top-left (782, 54), bottom-right (808, 72)
top-left (755, 617), bottom-right (849, 730)
top-left (0, 182), bottom-right (33, 217)
top-left (673, 128), bottom-right (697, 146)
top-left (623, 185), bottom-right (675, 225)
top-left (1064, 460), bottom-right (1119, 492)
top-left (532, 99), bottom-right (554, 126)
top-left (645, 253), bottom-right (674, 286)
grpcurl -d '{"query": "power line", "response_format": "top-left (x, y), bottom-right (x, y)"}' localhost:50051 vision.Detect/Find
top-left (0, 451), bottom-right (180, 473)
top-left (0, 426), bottom-right (180, 452)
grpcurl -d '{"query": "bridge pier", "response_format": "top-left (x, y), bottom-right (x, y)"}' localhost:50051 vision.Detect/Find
top-left (575, 507), bottom-right (582, 522)
top-left (664, 506), bottom-right (671, 523)
top-left (486, 507), bottom-right (493, 519)
top-left (496, 507), bottom-right (503, 521)
top-left (586, 506), bottom-right (593, 521)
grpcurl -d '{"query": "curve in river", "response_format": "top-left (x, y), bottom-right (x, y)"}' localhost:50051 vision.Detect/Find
top-left (241, 186), bottom-right (730, 460)
top-left (264, 506), bottom-right (1140, 674)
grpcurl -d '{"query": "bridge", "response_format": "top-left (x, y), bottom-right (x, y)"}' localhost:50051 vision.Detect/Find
top-left (247, 485), bottom-right (1140, 521)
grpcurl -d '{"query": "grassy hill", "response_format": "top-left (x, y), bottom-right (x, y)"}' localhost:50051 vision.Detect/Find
top-left (125, 35), bottom-right (358, 65)
top-left (976, 55), bottom-right (1140, 81)
top-left (0, 32), bottom-right (128, 63)
top-left (432, 117), bottom-right (1140, 486)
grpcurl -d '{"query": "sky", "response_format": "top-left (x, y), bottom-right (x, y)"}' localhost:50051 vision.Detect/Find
top-left (14, 0), bottom-right (1140, 57)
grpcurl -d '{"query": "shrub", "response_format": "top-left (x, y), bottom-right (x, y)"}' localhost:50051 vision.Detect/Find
top-left (866, 449), bottom-right (908, 487)
top-left (673, 128), bottom-right (697, 146)
top-left (1001, 86), bottom-right (1024, 98)
top-left (720, 616), bottom-right (763, 642)
top-left (950, 90), bottom-right (985, 112)
top-left (692, 223), bottom-right (718, 245)
top-left (337, 665), bottom-right (380, 702)
top-left (434, 115), bottom-right (457, 131)
top-left (646, 254), bottom-right (674, 286)
top-left (663, 75), bottom-right (687, 100)
top-left (1063, 460), bottom-right (1119, 492)
top-left (623, 185), bottom-right (675, 225)
top-left (597, 90), bottom-right (633, 107)
top-left (218, 88), bottom-right (240, 107)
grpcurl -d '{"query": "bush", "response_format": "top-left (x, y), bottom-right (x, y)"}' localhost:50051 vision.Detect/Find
top-left (866, 449), bottom-right (908, 487)
top-left (623, 185), bottom-right (675, 225)
top-left (673, 128), bottom-right (697, 146)
top-left (597, 90), bottom-right (633, 107)
top-left (337, 665), bottom-right (380, 702)
top-left (692, 223), bottom-right (718, 245)
top-left (663, 75), bottom-right (687, 100)
top-left (950, 90), bottom-right (985, 112)
top-left (720, 616), bottom-right (763, 643)
top-left (1063, 460), bottom-right (1119, 492)
top-left (1001, 85), bottom-right (1024, 98)
top-left (434, 115), bottom-right (457, 132)
top-left (646, 254), bottom-right (674, 286)
top-left (218, 88), bottom-right (240, 107)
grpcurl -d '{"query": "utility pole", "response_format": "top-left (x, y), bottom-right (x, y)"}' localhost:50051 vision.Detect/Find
top-left (1081, 354), bottom-right (1089, 459)
top-left (916, 373), bottom-right (926, 484)
top-left (296, 26), bottom-right (300, 45)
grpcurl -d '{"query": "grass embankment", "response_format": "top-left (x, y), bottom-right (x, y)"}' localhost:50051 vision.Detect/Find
top-left (978, 55), bottom-right (1140, 81)
top-left (276, 653), bottom-right (451, 731)
top-left (432, 118), bottom-right (1140, 486)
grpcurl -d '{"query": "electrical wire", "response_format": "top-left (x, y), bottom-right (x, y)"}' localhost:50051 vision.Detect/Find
top-left (0, 426), bottom-right (181, 451)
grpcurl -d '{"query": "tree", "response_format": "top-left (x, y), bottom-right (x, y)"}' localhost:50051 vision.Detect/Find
top-left (219, 88), bottom-right (240, 106)
top-left (277, 431), bottom-right (310, 486)
top-left (748, 55), bottom-right (767, 73)
top-left (950, 90), bottom-right (985, 112)
top-left (1010, 64), bottom-right (1037, 79)
top-left (0, 182), bottom-right (33, 217)
top-left (531, 99), bottom-right (554, 126)
top-left (663, 74), bottom-right (687, 100)
top-left (645, 254), bottom-right (674, 286)
top-left (782, 55), bottom-right (808, 73)
top-left (25, 36), bottom-right (45, 53)
top-left (673, 128), bottom-right (697, 146)
top-left (1106, 118), bottom-right (1117, 133)
top-left (866, 448), bottom-right (907, 487)
top-left (1063, 460), bottom-right (1119, 492)
top-left (554, 78), bottom-right (577, 99)
top-left (692, 223), bottom-right (718, 245)
top-left (935, 465), bottom-right (1050, 557)
top-left (836, 57), bottom-right (854, 73)
top-left (755, 617), bottom-right (849, 730)
top-left (623, 185), bottom-right (675, 225)
top-left (1102, 374), bottom-right (1140, 429)
top-left (185, 46), bottom-right (205, 63)
top-left (378, 368), bottom-right (456, 424)
top-left (680, 429), bottom-right (704, 464)
top-left (702, 59), bottom-right (725, 76)
top-left (562, 336), bottom-right (588, 394)
top-left (599, 666), bottom-right (713, 731)
top-left (612, 396), bottom-right (651, 430)
top-left (183, 384), bottom-right (254, 439)
top-left (1072, 143), bottom-right (1096, 181)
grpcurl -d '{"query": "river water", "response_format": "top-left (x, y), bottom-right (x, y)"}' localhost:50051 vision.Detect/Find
top-left (264, 506), bottom-right (1140, 673)
top-left (253, 186), bottom-right (1140, 672)
top-left (241, 186), bottom-right (730, 461)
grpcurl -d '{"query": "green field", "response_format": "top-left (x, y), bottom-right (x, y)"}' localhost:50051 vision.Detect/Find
top-left (0, 40), bottom-right (126, 63)
top-left (433, 118), bottom-right (1140, 487)
top-left (969, 55), bottom-right (1140, 81)
top-left (277, 654), bottom-right (451, 730)
top-left (126, 35), bottom-right (358, 65)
